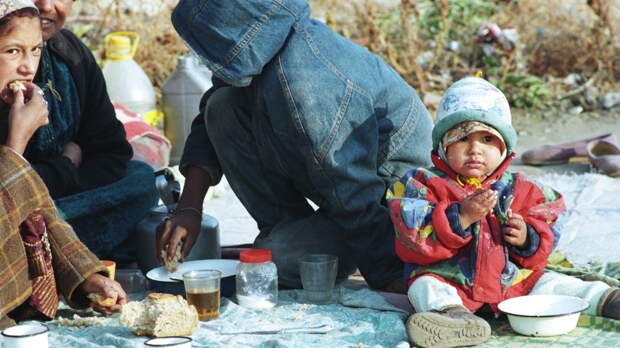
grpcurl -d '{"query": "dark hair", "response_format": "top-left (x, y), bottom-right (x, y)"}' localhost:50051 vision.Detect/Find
top-left (0, 7), bottom-right (39, 32)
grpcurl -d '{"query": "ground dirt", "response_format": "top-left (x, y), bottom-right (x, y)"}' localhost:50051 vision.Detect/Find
top-left (511, 109), bottom-right (620, 176)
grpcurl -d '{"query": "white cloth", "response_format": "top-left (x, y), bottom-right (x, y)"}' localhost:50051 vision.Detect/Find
top-left (408, 271), bottom-right (610, 315)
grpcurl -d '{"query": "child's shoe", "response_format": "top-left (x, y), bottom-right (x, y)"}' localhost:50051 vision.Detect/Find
top-left (598, 287), bottom-right (620, 320)
top-left (406, 305), bottom-right (491, 348)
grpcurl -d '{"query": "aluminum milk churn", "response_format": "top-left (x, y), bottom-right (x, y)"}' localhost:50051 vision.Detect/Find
top-left (162, 55), bottom-right (213, 165)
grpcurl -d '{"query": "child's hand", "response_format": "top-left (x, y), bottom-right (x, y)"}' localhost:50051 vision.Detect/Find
top-left (6, 83), bottom-right (49, 154)
top-left (459, 189), bottom-right (497, 229)
top-left (502, 210), bottom-right (527, 247)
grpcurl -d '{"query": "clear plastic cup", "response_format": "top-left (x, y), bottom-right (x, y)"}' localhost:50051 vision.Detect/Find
top-left (299, 254), bottom-right (338, 304)
top-left (182, 269), bottom-right (221, 320)
top-left (115, 269), bottom-right (147, 294)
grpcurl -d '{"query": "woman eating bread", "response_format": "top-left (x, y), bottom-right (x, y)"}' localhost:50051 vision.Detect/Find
top-left (0, 0), bottom-right (127, 329)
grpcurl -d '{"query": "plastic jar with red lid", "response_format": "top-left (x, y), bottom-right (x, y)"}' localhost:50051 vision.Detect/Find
top-left (235, 249), bottom-right (278, 308)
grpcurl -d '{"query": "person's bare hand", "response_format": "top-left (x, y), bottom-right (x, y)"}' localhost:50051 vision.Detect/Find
top-left (79, 273), bottom-right (128, 315)
top-left (62, 141), bottom-right (82, 167)
top-left (5, 83), bottom-right (49, 154)
top-left (459, 189), bottom-right (497, 229)
top-left (155, 212), bottom-right (201, 264)
top-left (502, 210), bottom-right (527, 248)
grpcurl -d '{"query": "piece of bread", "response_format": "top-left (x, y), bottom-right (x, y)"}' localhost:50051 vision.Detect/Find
top-left (58, 314), bottom-right (109, 327)
top-left (120, 293), bottom-right (198, 337)
top-left (88, 293), bottom-right (117, 307)
top-left (160, 241), bottom-right (183, 273)
top-left (8, 81), bottom-right (26, 93)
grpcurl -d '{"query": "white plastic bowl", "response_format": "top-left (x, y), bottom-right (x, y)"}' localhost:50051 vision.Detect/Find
top-left (498, 295), bottom-right (589, 336)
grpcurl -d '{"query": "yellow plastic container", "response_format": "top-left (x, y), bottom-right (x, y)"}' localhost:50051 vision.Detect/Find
top-left (102, 32), bottom-right (158, 126)
top-left (104, 31), bottom-right (139, 61)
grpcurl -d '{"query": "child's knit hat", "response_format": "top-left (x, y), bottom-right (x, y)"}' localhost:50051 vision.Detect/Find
top-left (433, 77), bottom-right (516, 155)
top-left (0, 0), bottom-right (37, 20)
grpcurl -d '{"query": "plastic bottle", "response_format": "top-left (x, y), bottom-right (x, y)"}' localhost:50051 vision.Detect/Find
top-left (235, 249), bottom-right (278, 309)
top-left (102, 32), bottom-right (158, 126)
top-left (162, 55), bottom-right (213, 165)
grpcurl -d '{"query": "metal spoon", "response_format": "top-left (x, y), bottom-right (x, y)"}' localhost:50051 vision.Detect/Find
top-left (219, 324), bottom-right (333, 335)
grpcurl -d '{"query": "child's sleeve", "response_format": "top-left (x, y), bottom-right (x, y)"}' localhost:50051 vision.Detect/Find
top-left (508, 175), bottom-right (565, 269)
top-left (386, 169), bottom-right (474, 265)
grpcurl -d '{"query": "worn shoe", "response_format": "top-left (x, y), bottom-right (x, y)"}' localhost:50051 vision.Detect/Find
top-left (587, 140), bottom-right (620, 177)
top-left (598, 287), bottom-right (620, 320)
top-left (406, 305), bottom-right (491, 348)
top-left (521, 133), bottom-right (617, 165)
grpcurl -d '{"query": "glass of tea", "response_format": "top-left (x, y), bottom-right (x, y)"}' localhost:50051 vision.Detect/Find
top-left (182, 269), bottom-right (222, 321)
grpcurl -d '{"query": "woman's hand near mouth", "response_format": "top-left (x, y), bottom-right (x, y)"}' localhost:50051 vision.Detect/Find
top-left (5, 82), bottom-right (49, 154)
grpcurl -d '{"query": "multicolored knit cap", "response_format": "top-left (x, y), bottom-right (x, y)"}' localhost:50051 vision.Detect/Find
top-left (0, 0), bottom-right (37, 20)
top-left (433, 77), bottom-right (516, 157)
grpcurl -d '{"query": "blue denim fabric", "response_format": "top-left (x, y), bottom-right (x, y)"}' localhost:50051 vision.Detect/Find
top-left (173, 0), bottom-right (433, 288)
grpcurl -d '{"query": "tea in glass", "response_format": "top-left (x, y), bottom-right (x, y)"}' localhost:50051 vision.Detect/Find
top-left (186, 288), bottom-right (220, 320)
top-left (182, 269), bottom-right (221, 321)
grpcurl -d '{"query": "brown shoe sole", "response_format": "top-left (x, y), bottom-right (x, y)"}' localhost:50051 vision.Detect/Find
top-left (406, 312), bottom-right (491, 348)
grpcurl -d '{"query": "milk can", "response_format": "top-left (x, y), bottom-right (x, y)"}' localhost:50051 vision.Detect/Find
top-left (102, 32), bottom-right (159, 126)
top-left (235, 249), bottom-right (278, 309)
top-left (162, 55), bottom-right (213, 165)
top-left (135, 169), bottom-right (221, 274)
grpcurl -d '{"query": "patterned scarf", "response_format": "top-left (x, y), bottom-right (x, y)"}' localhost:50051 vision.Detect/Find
top-left (19, 210), bottom-right (59, 319)
top-left (26, 43), bottom-right (81, 160)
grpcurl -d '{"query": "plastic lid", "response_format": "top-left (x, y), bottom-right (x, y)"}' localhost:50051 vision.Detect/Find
top-left (109, 35), bottom-right (131, 48)
top-left (239, 249), bottom-right (272, 263)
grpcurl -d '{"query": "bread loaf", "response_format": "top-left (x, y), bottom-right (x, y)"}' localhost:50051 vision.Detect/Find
top-left (120, 293), bottom-right (198, 337)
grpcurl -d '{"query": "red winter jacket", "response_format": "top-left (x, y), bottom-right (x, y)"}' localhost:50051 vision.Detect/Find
top-left (386, 153), bottom-right (565, 311)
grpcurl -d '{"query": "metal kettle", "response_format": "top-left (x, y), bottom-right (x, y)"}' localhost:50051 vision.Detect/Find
top-left (136, 168), bottom-right (221, 275)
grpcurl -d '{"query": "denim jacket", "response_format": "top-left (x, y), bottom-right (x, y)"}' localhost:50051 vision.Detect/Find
top-left (173, 0), bottom-right (433, 287)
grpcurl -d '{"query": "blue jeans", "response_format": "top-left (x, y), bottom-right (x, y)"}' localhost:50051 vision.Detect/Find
top-left (205, 87), bottom-right (431, 288)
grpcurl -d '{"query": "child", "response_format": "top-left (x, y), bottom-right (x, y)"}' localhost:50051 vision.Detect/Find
top-left (0, 0), bottom-right (127, 328)
top-left (386, 77), bottom-right (620, 348)
top-left (0, 0), bottom-right (49, 153)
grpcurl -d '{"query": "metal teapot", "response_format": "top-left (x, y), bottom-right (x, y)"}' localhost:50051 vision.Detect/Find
top-left (136, 168), bottom-right (221, 275)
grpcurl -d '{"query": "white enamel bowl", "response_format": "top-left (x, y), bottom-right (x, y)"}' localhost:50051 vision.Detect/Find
top-left (498, 295), bottom-right (589, 336)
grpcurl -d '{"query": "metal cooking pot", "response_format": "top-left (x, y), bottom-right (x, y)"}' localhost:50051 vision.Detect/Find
top-left (135, 169), bottom-right (221, 275)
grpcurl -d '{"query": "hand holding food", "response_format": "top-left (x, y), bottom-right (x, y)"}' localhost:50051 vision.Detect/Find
top-left (5, 82), bottom-right (49, 154)
top-left (160, 240), bottom-right (183, 273)
top-left (79, 273), bottom-right (128, 315)
top-left (459, 189), bottom-right (497, 229)
top-left (156, 212), bottom-right (201, 266)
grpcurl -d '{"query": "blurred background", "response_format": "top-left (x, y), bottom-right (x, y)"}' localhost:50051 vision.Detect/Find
top-left (69, 0), bottom-right (620, 119)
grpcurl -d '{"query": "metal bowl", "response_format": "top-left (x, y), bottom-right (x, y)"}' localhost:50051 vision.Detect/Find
top-left (498, 295), bottom-right (589, 336)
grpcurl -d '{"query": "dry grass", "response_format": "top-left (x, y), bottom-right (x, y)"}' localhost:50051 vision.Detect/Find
top-left (67, 0), bottom-right (620, 111)
top-left (68, 0), bottom-right (187, 104)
